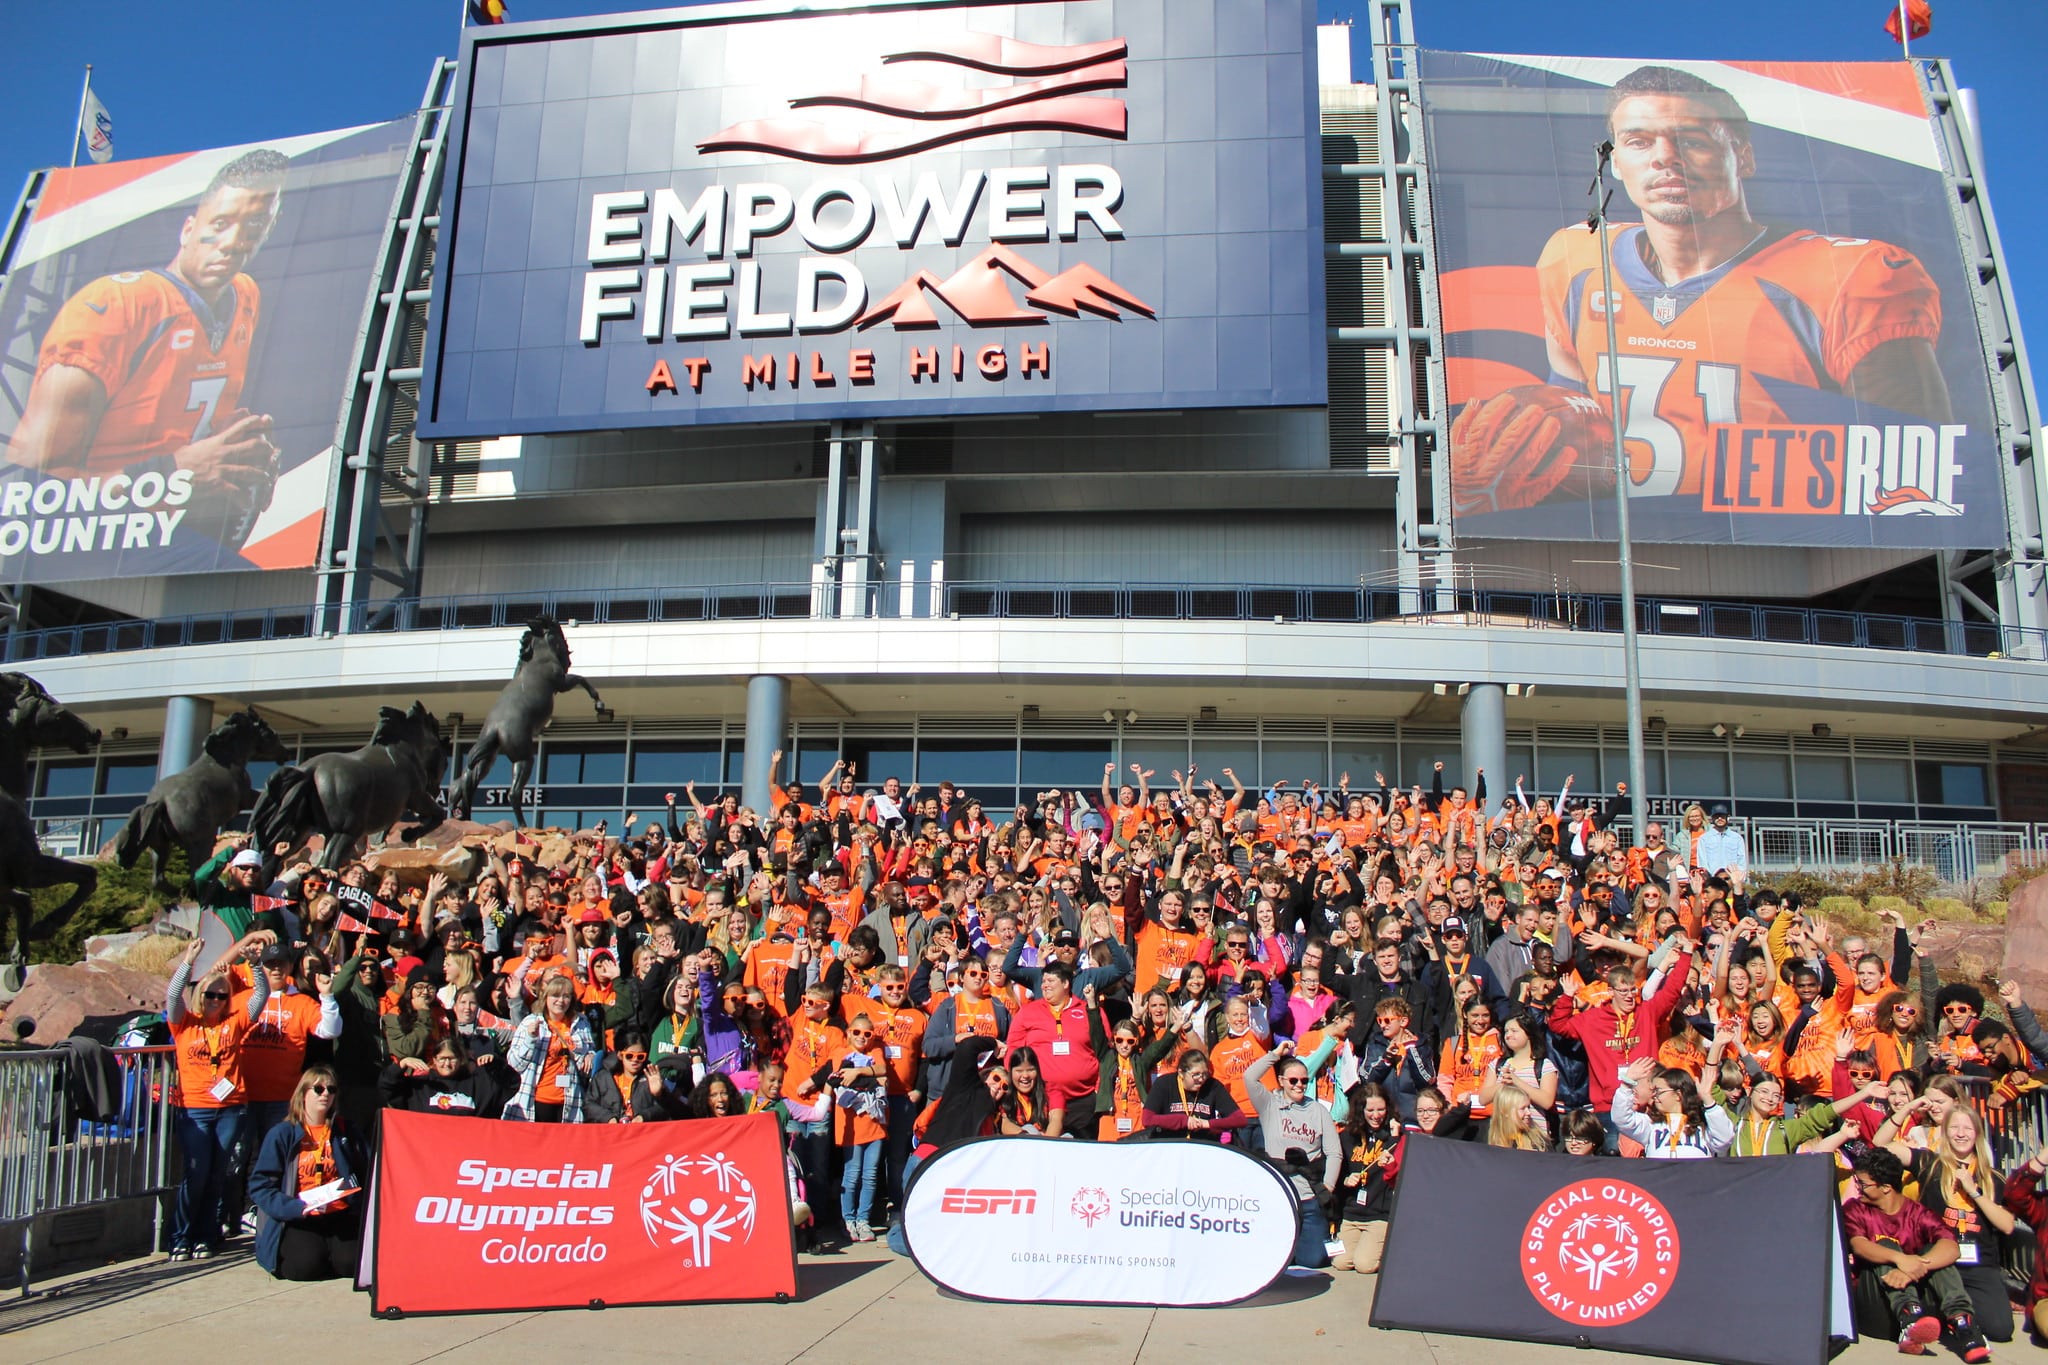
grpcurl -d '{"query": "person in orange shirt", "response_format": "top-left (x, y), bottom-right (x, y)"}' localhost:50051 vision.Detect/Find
top-left (1439, 996), bottom-right (1503, 1119)
top-left (166, 936), bottom-right (272, 1259)
top-left (785, 985), bottom-right (850, 1244)
top-left (1129, 887), bottom-right (1205, 993)
top-left (831, 1014), bottom-right (891, 1243)
top-left (863, 966), bottom-right (927, 1225)
top-left (1207, 995), bottom-right (1272, 1145)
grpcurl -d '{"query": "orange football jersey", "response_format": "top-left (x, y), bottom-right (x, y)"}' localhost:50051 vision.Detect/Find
top-left (34, 268), bottom-right (261, 476)
top-left (1536, 222), bottom-right (1940, 498)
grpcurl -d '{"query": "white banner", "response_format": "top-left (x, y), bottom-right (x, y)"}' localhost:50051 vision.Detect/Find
top-left (902, 1137), bottom-right (1298, 1306)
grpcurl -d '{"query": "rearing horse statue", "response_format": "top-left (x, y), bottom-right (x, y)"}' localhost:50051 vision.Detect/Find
top-left (251, 702), bottom-right (451, 872)
top-left (112, 708), bottom-right (288, 889)
top-left (0, 674), bottom-right (102, 970)
top-left (447, 616), bottom-right (608, 827)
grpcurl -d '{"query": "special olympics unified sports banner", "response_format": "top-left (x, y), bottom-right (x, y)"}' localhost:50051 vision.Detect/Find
top-left (1422, 54), bottom-right (2005, 550)
top-left (371, 1109), bottom-right (797, 1315)
top-left (0, 121), bottom-right (410, 584)
top-left (417, 0), bottom-right (1328, 438)
top-left (1370, 1138), bottom-right (1840, 1365)
top-left (901, 1135), bottom-right (1297, 1306)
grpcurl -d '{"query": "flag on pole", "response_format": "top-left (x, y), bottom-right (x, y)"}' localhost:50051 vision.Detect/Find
top-left (80, 86), bottom-right (114, 163)
top-left (1884, 0), bottom-right (1933, 44)
top-left (335, 908), bottom-right (375, 935)
top-left (467, 0), bottom-right (508, 23)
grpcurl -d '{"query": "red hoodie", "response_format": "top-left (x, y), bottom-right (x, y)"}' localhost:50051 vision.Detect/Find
top-left (1549, 952), bottom-right (1694, 1109)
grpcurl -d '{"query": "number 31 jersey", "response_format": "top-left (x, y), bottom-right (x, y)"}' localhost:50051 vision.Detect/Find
top-left (1535, 222), bottom-right (1940, 496)
top-left (34, 267), bottom-right (260, 476)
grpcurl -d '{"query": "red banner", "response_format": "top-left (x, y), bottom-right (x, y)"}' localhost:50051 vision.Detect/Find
top-left (371, 1110), bottom-right (797, 1315)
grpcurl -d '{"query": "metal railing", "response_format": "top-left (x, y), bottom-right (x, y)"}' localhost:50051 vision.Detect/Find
top-left (1962, 1078), bottom-right (2047, 1293)
top-left (0, 1044), bottom-right (178, 1295)
top-left (1744, 818), bottom-right (2048, 880)
top-left (4, 579), bottom-right (2043, 664)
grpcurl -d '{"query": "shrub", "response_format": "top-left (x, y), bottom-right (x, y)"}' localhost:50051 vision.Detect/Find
top-left (1922, 897), bottom-right (1975, 922)
top-left (0, 852), bottom-right (185, 966)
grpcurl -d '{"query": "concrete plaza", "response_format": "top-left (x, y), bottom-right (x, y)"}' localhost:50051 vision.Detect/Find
top-left (0, 1243), bottom-right (1959, 1365)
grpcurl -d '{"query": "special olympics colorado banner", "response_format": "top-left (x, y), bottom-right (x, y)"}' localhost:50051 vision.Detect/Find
top-left (371, 1110), bottom-right (796, 1315)
top-left (902, 1136), bottom-right (1298, 1307)
top-left (1370, 1138), bottom-right (1840, 1365)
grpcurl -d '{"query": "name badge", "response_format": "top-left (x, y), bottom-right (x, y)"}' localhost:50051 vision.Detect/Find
top-left (209, 1076), bottom-right (236, 1102)
top-left (1956, 1241), bottom-right (1979, 1265)
top-left (886, 1045), bottom-right (903, 1060)
top-left (898, 955), bottom-right (909, 967)
top-left (1051, 1040), bottom-right (1072, 1056)
top-left (1324, 1238), bottom-right (1348, 1260)
top-left (1117, 1117), bottom-right (1135, 1132)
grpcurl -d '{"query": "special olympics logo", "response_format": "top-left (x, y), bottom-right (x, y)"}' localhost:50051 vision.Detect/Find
top-left (1520, 1180), bottom-right (1679, 1326)
top-left (1069, 1187), bottom-right (1111, 1228)
top-left (638, 1150), bottom-right (759, 1269)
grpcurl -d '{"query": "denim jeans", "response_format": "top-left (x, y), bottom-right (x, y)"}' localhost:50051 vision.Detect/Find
top-left (790, 1119), bottom-right (841, 1238)
top-left (172, 1105), bottom-right (246, 1250)
top-left (840, 1140), bottom-right (882, 1227)
top-left (883, 1093), bottom-right (916, 1214)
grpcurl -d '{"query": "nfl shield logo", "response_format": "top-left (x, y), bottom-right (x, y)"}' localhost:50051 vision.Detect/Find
top-left (1652, 294), bottom-right (1677, 326)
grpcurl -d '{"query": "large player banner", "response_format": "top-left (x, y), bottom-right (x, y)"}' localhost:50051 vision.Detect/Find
top-left (1422, 54), bottom-right (2005, 549)
top-left (0, 121), bottom-right (411, 585)
top-left (1370, 1137), bottom-right (1844, 1365)
top-left (371, 1108), bottom-right (797, 1315)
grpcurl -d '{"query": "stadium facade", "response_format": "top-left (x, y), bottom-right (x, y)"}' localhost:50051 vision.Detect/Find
top-left (1, 0), bottom-right (2044, 867)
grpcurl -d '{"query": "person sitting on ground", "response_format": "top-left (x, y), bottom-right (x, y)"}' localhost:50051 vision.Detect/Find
top-left (1842, 1148), bottom-right (1992, 1362)
top-left (249, 1066), bottom-right (367, 1283)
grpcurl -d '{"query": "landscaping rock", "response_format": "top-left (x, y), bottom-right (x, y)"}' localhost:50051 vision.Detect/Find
top-left (2004, 873), bottom-right (2048, 1003)
top-left (0, 961), bottom-right (172, 1045)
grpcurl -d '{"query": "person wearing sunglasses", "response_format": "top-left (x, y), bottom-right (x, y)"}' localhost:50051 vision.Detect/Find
top-left (165, 936), bottom-right (272, 1261)
top-left (583, 1028), bottom-right (688, 1123)
top-left (248, 1066), bottom-right (367, 1281)
top-left (377, 1035), bottom-right (506, 1118)
top-left (1243, 1037), bottom-right (1343, 1269)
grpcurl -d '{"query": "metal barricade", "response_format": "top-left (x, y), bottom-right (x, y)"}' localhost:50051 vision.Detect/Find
top-left (0, 1045), bottom-right (179, 1295)
top-left (1960, 1078), bottom-right (2048, 1297)
top-left (1748, 821), bottom-right (1823, 873)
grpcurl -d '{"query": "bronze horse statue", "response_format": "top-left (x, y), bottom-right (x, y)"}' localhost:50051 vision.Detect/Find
top-left (447, 616), bottom-right (608, 826)
top-left (112, 708), bottom-right (287, 889)
top-left (0, 674), bottom-right (102, 969)
top-left (250, 702), bottom-right (451, 872)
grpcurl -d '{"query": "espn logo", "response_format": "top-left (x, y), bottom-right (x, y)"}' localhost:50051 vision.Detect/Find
top-left (939, 1187), bottom-right (1038, 1215)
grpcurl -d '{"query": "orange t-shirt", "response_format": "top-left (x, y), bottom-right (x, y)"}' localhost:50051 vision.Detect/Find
top-left (172, 1011), bottom-right (255, 1109)
top-left (864, 1000), bottom-right (928, 1095)
top-left (533, 1018), bottom-right (575, 1104)
top-left (1440, 1030), bottom-right (1503, 1117)
top-left (1209, 1033), bottom-right (1271, 1115)
top-left (744, 939), bottom-right (800, 1017)
top-left (238, 989), bottom-right (327, 1104)
top-left (1134, 919), bottom-right (1204, 991)
top-left (1099, 1053), bottom-right (1145, 1141)
top-left (952, 993), bottom-right (1003, 1042)
top-left (295, 1123), bottom-right (351, 1213)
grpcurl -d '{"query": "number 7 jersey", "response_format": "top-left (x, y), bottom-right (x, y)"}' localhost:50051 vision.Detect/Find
top-left (33, 267), bottom-right (261, 476)
top-left (1535, 221), bottom-right (1941, 501)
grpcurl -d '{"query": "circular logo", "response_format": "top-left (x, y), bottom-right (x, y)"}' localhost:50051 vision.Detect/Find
top-left (1069, 1186), bottom-right (1111, 1228)
top-left (1520, 1179), bottom-right (1679, 1327)
top-left (638, 1151), bottom-right (759, 1269)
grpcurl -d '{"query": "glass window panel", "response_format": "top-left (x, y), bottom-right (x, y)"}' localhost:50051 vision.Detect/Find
top-left (38, 761), bottom-right (95, 799)
top-left (243, 761), bottom-right (281, 804)
top-left (1261, 741), bottom-right (1330, 790)
top-left (1333, 741), bottom-right (1396, 792)
top-left (464, 750), bottom-right (516, 786)
top-left (850, 746), bottom-right (916, 788)
top-left (1401, 739), bottom-right (1462, 791)
top-left (792, 740), bottom-right (842, 785)
top-left (915, 741), bottom-right (1018, 795)
top-left (1117, 739), bottom-right (1188, 787)
top-left (726, 747), bottom-right (746, 785)
top-left (1733, 752), bottom-right (1791, 801)
top-left (1535, 744), bottom-right (1598, 795)
top-left (629, 742), bottom-right (721, 785)
top-left (539, 744), bottom-right (624, 785)
top-left (1190, 740), bottom-right (1258, 792)
top-left (1856, 756), bottom-right (1911, 804)
top-left (98, 758), bottom-right (157, 795)
top-left (1795, 754), bottom-right (1851, 802)
top-left (1508, 746), bottom-right (1535, 790)
top-left (1916, 761), bottom-right (1987, 807)
top-left (1668, 750), bottom-right (1730, 800)
top-left (1020, 738), bottom-right (1115, 789)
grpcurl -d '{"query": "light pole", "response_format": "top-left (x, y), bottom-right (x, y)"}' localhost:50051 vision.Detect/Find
top-left (1591, 140), bottom-right (1649, 847)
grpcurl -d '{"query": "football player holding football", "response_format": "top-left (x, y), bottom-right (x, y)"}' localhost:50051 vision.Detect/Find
top-left (10, 148), bottom-right (288, 551)
top-left (1453, 65), bottom-right (1951, 517)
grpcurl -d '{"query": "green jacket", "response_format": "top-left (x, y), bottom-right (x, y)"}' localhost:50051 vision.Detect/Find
top-left (1713, 1092), bottom-right (1839, 1155)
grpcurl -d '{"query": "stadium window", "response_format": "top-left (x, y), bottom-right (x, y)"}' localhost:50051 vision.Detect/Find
top-left (1793, 754), bottom-right (1851, 803)
top-left (97, 757), bottom-right (159, 796)
top-left (38, 761), bottom-right (95, 800)
top-left (1854, 756), bottom-right (1913, 804)
top-left (1915, 761), bottom-right (1988, 808)
top-left (1732, 753), bottom-right (1791, 802)
top-left (1668, 750), bottom-right (1731, 800)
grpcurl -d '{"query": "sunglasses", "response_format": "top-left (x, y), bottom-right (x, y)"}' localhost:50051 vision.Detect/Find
top-left (1279, 1076), bottom-right (1308, 1087)
top-left (1846, 1069), bottom-right (1878, 1081)
top-left (308, 1084), bottom-right (336, 1095)
top-left (1894, 1005), bottom-right (1919, 1015)
top-left (848, 1031), bottom-right (875, 1040)
top-left (621, 1051), bottom-right (649, 1061)
top-left (202, 991), bottom-right (232, 1001)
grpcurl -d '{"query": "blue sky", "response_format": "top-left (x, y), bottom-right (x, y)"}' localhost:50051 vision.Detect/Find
top-left (5, 0), bottom-right (2045, 356)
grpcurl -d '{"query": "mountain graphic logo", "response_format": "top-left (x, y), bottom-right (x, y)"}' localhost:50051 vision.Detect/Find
top-left (700, 34), bottom-right (1129, 164)
top-left (856, 244), bottom-right (1153, 329)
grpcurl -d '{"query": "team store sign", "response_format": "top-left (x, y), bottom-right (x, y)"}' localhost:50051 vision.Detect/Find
top-left (901, 1136), bottom-right (1298, 1306)
top-left (370, 1109), bottom-right (795, 1315)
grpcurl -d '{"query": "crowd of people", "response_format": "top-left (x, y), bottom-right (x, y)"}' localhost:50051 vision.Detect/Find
top-left (156, 754), bottom-right (2048, 1358)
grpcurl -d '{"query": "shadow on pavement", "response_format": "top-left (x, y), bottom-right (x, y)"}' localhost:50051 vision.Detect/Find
top-left (797, 1258), bottom-right (890, 1298)
top-left (0, 1251), bottom-right (252, 1334)
top-left (1237, 1270), bottom-right (1335, 1306)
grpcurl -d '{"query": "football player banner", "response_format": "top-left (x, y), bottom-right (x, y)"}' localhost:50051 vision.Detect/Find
top-left (1369, 1138), bottom-right (1851, 1365)
top-left (901, 1134), bottom-right (1298, 1307)
top-left (370, 1108), bottom-right (798, 1316)
top-left (1420, 54), bottom-right (2006, 549)
top-left (0, 120), bottom-right (411, 585)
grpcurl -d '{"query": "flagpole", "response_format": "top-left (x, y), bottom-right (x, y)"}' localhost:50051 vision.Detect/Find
top-left (1899, 0), bottom-right (1912, 58)
top-left (69, 65), bottom-right (93, 169)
